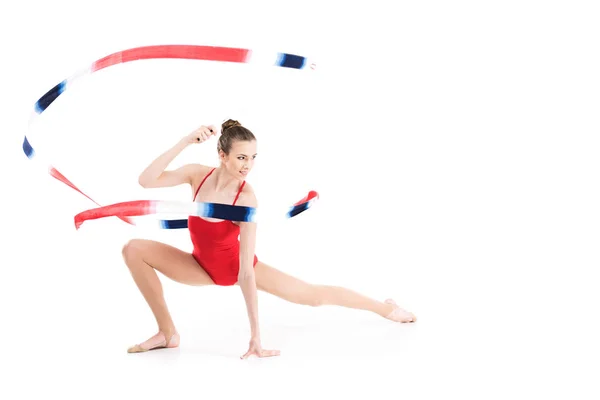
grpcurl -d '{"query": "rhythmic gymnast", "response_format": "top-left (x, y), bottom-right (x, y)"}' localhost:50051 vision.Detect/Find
top-left (123, 119), bottom-right (417, 358)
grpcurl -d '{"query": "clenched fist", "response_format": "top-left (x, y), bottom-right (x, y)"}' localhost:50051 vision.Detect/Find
top-left (183, 124), bottom-right (217, 145)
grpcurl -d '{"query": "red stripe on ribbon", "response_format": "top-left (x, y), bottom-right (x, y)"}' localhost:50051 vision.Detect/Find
top-left (294, 190), bottom-right (319, 206)
top-left (74, 200), bottom-right (155, 230)
top-left (92, 45), bottom-right (251, 72)
top-left (49, 166), bottom-right (136, 226)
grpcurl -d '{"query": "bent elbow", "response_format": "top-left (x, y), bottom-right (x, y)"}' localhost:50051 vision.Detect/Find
top-left (138, 175), bottom-right (154, 188)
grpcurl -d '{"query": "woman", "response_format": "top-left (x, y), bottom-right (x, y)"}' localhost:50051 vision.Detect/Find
top-left (123, 119), bottom-right (416, 359)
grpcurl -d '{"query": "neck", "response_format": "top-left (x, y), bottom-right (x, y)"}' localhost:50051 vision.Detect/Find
top-left (213, 166), bottom-right (242, 192)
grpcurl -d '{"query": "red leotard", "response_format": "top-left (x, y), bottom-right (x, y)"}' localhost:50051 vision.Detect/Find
top-left (188, 168), bottom-right (258, 286)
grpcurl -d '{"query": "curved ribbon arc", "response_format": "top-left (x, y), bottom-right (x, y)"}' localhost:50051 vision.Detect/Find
top-left (74, 191), bottom-right (319, 230)
top-left (23, 44), bottom-right (317, 229)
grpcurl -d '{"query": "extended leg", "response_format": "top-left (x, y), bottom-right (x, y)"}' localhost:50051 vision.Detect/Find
top-left (122, 239), bottom-right (215, 352)
top-left (253, 262), bottom-right (416, 322)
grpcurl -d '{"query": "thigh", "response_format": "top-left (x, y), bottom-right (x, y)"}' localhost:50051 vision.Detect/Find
top-left (254, 261), bottom-right (316, 303)
top-left (124, 239), bottom-right (214, 286)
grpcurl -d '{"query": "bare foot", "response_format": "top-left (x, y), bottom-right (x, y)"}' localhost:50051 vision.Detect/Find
top-left (127, 330), bottom-right (180, 353)
top-left (384, 299), bottom-right (417, 323)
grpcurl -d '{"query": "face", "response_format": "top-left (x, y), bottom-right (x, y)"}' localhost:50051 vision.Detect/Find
top-left (220, 140), bottom-right (257, 179)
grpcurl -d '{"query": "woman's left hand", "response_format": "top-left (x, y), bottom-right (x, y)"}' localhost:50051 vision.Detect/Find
top-left (241, 337), bottom-right (280, 359)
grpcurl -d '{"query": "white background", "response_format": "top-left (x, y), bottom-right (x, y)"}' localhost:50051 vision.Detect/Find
top-left (1, 1), bottom-right (598, 399)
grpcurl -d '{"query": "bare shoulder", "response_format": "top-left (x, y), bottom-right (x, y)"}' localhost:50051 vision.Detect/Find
top-left (235, 181), bottom-right (258, 208)
top-left (187, 163), bottom-right (214, 185)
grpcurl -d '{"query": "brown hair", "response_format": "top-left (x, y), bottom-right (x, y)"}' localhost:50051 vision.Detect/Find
top-left (217, 119), bottom-right (256, 155)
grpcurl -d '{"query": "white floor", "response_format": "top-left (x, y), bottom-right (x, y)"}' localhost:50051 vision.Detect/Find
top-left (2, 210), bottom-right (598, 400)
top-left (3, 287), bottom-right (597, 400)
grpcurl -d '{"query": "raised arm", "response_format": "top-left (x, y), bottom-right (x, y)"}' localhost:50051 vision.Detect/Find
top-left (138, 125), bottom-right (216, 189)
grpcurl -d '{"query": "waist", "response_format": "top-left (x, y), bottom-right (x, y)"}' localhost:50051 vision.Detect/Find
top-left (193, 241), bottom-right (239, 256)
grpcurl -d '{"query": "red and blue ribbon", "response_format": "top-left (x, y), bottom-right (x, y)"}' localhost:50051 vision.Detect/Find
top-left (74, 190), bottom-right (319, 229)
top-left (22, 45), bottom-right (317, 229)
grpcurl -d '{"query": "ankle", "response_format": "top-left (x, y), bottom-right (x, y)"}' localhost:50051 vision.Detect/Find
top-left (158, 325), bottom-right (177, 337)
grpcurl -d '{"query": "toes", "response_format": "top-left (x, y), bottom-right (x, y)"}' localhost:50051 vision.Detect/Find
top-left (384, 299), bottom-right (417, 323)
top-left (127, 344), bottom-right (147, 353)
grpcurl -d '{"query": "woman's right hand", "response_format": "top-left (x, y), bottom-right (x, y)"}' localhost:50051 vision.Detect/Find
top-left (183, 124), bottom-right (217, 145)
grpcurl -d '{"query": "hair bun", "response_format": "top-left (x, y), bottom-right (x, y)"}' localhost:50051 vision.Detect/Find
top-left (222, 119), bottom-right (242, 132)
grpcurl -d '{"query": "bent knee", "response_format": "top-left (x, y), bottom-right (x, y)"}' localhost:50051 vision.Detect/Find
top-left (122, 239), bottom-right (146, 262)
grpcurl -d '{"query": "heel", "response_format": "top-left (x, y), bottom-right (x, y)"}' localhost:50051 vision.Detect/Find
top-left (165, 332), bottom-right (180, 348)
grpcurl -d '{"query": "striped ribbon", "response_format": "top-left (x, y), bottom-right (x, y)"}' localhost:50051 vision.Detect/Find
top-left (22, 45), bottom-right (317, 229)
top-left (74, 190), bottom-right (319, 230)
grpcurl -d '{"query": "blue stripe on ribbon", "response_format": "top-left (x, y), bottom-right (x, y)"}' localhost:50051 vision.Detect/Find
top-left (159, 219), bottom-right (189, 229)
top-left (22, 136), bottom-right (35, 159)
top-left (276, 53), bottom-right (306, 69)
top-left (208, 203), bottom-right (256, 222)
top-left (158, 204), bottom-right (259, 228)
top-left (35, 80), bottom-right (66, 113)
top-left (286, 202), bottom-right (310, 218)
